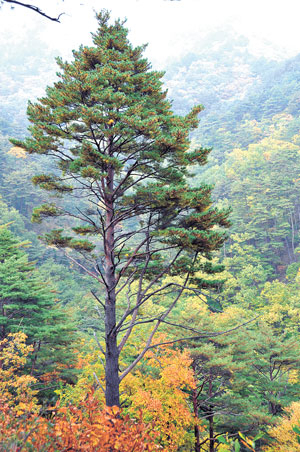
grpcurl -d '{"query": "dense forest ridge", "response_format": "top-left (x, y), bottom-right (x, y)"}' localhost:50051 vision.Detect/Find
top-left (1, 17), bottom-right (300, 451)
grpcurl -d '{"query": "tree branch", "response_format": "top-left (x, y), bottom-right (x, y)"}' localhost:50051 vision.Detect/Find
top-left (63, 250), bottom-right (104, 283)
top-left (147, 315), bottom-right (261, 349)
top-left (3, 0), bottom-right (65, 22)
top-left (119, 273), bottom-right (191, 381)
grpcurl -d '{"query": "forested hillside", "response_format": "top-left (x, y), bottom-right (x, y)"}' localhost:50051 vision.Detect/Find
top-left (1, 11), bottom-right (300, 451)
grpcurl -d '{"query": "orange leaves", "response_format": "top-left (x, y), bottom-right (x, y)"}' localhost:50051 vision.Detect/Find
top-left (123, 344), bottom-right (196, 450)
top-left (1, 393), bottom-right (161, 452)
top-left (39, 370), bottom-right (61, 384)
top-left (0, 333), bottom-right (195, 451)
top-left (263, 151), bottom-right (271, 161)
top-left (47, 396), bottom-right (161, 451)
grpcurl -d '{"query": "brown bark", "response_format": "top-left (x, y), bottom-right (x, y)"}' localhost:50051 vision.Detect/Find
top-left (192, 384), bottom-right (201, 452)
top-left (208, 409), bottom-right (214, 452)
top-left (30, 340), bottom-right (41, 376)
top-left (104, 145), bottom-right (120, 407)
top-left (208, 376), bottom-right (214, 452)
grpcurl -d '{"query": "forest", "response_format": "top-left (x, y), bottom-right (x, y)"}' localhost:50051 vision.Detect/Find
top-left (1, 4), bottom-right (300, 452)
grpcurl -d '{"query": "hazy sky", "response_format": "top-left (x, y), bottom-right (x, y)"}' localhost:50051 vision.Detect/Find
top-left (1, 0), bottom-right (300, 66)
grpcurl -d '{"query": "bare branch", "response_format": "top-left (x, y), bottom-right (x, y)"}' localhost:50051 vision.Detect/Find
top-left (63, 250), bottom-right (104, 283)
top-left (115, 236), bottom-right (149, 285)
top-left (91, 290), bottom-right (105, 309)
top-left (119, 319), bottom-right (161, 381)
top-left (93, 331), bottom-right (106, 357)
top-left (3, 1), bottom-right (65, 22)
top-left (115, 283), bottom-right (174, 333)
top-left (118, 308), bottom-right (138, 353)
top-left (147, 315), bottom-right (261, 350)
top-left (119, 273), bottom-right (190, 381)
top-left (118, 316), bottom-right (162, 332)
top-left (93, 372), bottom-right (105, 393)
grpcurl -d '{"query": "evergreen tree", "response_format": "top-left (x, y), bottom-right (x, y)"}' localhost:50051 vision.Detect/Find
top-left (13, 11), bottom-right (230, 406)
top-left (243, 322), bottom-right (300, 417)
top-left (0, 227), bottom-right (76, 383)
top-left (187, 309), bottom-right (300, 451)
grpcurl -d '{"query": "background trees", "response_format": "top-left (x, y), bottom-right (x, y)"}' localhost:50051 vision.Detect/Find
top-left (0, 226), bottom-right (77, 393)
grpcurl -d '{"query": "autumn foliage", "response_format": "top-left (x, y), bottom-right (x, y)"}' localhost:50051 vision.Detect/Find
top-left (263, 402), bottom-right (300, 452)
top-left (1, 395), bottom-right (162, 451)
top-left (0, 332), bottom-right (38, 414)
top-left (124, 344), bottom-right (197, 450)
top-left (0, 333), bottom-right (163, 451)
top-left (0, 332), bottom-right (200, 451)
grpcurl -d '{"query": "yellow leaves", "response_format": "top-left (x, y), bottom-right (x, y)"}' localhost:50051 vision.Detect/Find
top-left (159, 348), bottom-right (195, 389)
top-left (56, 338), bottom-right (106, 407)
top-left (0, 332), bottom-right (39, 419)
top-left (216, 305), bottom-right (245, 326)
top-left (123, 344), bottom-right (196, 451)
top-left (107, 119), bottom-right (114, 125)
top-left (261, 303), bottom-right (283, 324)
top-left (288, 369), bottom-right (299, 384)
top-left (264, 402), bottom-right (300, 451)
top-left (8, 146), bottom-right (27, 158)
top-left (0, 333), bottom-right (191, 451)
top-left (237, 432), bottom-right (257, 451)
top-left (15, 401), bottom-right (28, 416)
top-left (202, 203), bottom-right (212, 212)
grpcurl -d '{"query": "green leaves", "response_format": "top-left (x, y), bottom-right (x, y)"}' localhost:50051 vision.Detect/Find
top-left (235, 440), bottom-right (241, 452)
top-left (0, 228), bottom-right (77, 383)
top-left (32, 174), bottom-right (73, 193)
top-left (292, 424), bottom-right (300, 444)
top-left (31, 204), bottom-right (62, 223)
top-left (42, 229), bottom-right (95, 252)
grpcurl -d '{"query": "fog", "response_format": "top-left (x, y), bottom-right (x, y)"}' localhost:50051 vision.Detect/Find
top-left (1, 0), bottom-right (300, 68)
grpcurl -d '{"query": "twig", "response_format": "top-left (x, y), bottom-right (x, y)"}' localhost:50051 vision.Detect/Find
top-left (3, 0), bottom-right (65, 22)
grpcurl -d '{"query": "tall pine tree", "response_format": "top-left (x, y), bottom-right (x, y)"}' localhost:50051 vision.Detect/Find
top-left (12, 11), bottom-right (230, 406)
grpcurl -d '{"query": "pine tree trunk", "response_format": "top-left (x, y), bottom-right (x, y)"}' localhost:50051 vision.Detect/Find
top-left (208, 376), bottom-right (214, 452)
top-left (104, 159), bottom-right (120, 407)
top-left (193, 388), bottom-right (201, 452)
top-left (30, 340), bottom-right (41, 375)
top-left (192, 363), bottom-right (201, 452)
top-left (208, 408), bottom-right (214, 452)
top-left (105, 319), bottom-right (120, 406)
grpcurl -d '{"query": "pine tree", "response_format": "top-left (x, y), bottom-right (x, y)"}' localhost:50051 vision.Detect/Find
top-left (0, 227), bottom-right (76, 384)
top-left (12, 11), bottom-right (230, 406)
